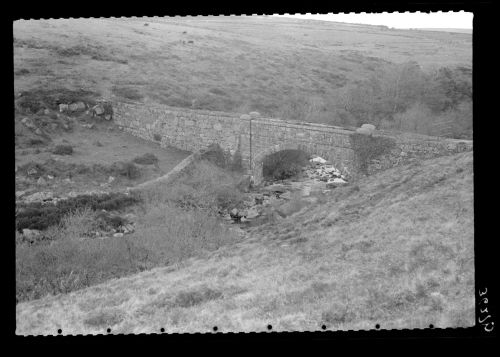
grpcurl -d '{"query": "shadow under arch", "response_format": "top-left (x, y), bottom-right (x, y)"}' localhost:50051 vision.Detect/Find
top-left (251, 142), bottom-right (326, 185)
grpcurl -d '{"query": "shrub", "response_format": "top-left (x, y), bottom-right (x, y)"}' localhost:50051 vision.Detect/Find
top-left (153, 133), bottom-right (162, 142)
top-left (16, 88), bottom-right (99, 112)
top-left (53, 144), bottom-right (73, 155)
top-left (263, 149), bottom-right (309, 181)
top-left (111, 161), bottom-right (141, 180)
top-left (133, 153), bottom-right (159, 165)
top-left (27, 138), bottom-right (46, 146)
top-left (199, 143), bottom-right (243, 172)
top-left (349, 133), bottom-right (397, 174)
top-left (16, 192), bottom-right (141, 232)
top-left (199, 143), bottom-right (231, 169)
top-left (16, 234), bottom-right (139, 302)
top-left (15, 68), bottom-right (30, 76)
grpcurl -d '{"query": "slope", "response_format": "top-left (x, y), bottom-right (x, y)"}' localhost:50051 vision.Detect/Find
top-left (16, 150), bottom-right (474, 335)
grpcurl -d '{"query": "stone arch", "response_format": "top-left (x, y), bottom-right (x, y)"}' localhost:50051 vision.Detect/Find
top-left (251, 142), bottom-right (318, 184)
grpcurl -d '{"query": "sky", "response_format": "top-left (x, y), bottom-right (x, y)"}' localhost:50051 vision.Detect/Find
top-left (272, 12), bottom-right (473, 30)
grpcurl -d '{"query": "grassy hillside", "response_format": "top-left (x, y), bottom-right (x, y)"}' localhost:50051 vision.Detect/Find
top-left (13, 17), bottom-right (472, 129)
top-left (16, 151), bottom-right (474, 334)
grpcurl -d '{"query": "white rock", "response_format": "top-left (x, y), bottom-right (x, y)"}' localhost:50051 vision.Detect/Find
top-left (23, 228), bottom-right (41, 239)
top-left (59, 104), bottom-right (69, 113)
top-left (245, 207), bottom-right (260, 219)
top-left (24, 191), bottom-right (53, 203)
top-left (92, 105), bottom-right (105, 116)
top-left (113, 233), bottom-right (124, 238)
top-left (108, 176), bottom-right (115, 183)
top-left (361, 123), bottom-right (376, 131)
top-left (331, 178), bottom-right (347, 184)
top-left (47, 175), bottom-right (54, 180)
top-left (37, 177), bottom-right (46, 185)
top-left (356, 127), bottom-right (373, 136)
top-left (310, 156), bottom-right (327, 164)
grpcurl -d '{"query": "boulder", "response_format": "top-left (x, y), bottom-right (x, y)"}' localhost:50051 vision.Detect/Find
top-left (22, 117), bottom-right (36, 129)
top-left (27, 168), bottom-right (38, 176)
top-left (69, 102), bottom-right (86, 112)
top-left (59, 104), bottom-right (69, 113)
top-left (249, 111), bottom-right (261, 118)
top-left (113, 233), bottom-right (124, 238)
top-left (35, 128), bottom-right (43, 135)
top-left (104, 114), bottom-right (112, 121)
top-left (361, 123), bottom-right (376, 131)
top-left (310, 156), bottom-right (327, 164)
top-left (356, 127), bottom-right (373, 136)
top-left (37, 177), bottom-right (46, 185)
top-left (92, 105), bottom-right (105, 116)
top-left (245, 206), bottom-right (260, 219)
top-left (24, 191), bottom-right (54, 203)
top-left (23, 229), bottom-right (42, 239)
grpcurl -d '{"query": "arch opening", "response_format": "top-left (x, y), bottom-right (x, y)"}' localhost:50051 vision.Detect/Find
top-left (261, 149), bottom-right (310, 182)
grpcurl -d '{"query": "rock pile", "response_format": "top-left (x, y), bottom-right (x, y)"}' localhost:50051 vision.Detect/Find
top-left (89, 101), bottom-right (113, 120)
top-left (59, 101), bottom-right (86, 113)
top-left (220, 156), bottom-right (348, 225)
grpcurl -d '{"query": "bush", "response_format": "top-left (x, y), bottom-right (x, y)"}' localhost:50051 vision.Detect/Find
top-left (16, 161), bottom-right (242, 302)
top-left (263, 149), bottom-right (310, 181)
top-left (16, 87), bottom-right (99, 112)
top-left (133, 153), bottom-right (159, 165)
top-left (199, 143), bottom-right (243, 172)
top-left (16, 234), bottom-right (139, 302)
top-left (349, 133), bottom-right (397, 174)
top-left (153, 133), bottom-right (162, 142)
top-left (53, 144), bottom-right (73, 155)
top-left (16, 192), bottom-right (141, 232)
top-left (111, 161), bottom-right (141, 180)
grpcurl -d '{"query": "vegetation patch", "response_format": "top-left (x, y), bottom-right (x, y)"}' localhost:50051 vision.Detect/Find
top-left (16, 192), bottom-right (141, 232)
top-left (52, 144), bottom-right (73, 155)
top-left (16, 87), bottom-right (99, 113)
top-left (133, 153), bottom-right (159, 165)
top-left (173, 287), bottom-right (223, 308)
top-left (199, 143), bottom-right (243, 172)
top-left (349, 133), bottom-right (396, 174)
top-left (83, 309), bottom-right (125, 328)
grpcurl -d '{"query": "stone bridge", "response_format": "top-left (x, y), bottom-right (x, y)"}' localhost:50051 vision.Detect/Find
top-left (113, 101), bottom-right (472, 184)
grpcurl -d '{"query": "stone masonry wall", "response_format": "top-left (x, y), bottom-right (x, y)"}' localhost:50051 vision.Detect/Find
top-left (113, 101), bottom-right (473, 182)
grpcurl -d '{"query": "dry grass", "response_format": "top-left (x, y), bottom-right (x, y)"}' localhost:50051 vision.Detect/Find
top-left (16, 160), bottom-right (244, 303)
top-left (16, 151), bottom-right (474, 334)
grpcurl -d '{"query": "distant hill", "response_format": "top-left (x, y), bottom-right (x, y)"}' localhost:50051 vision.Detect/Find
top-left (14, 17), bottom-right (472, 124)
top-left (416, 28), bottom-right (472, 34)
